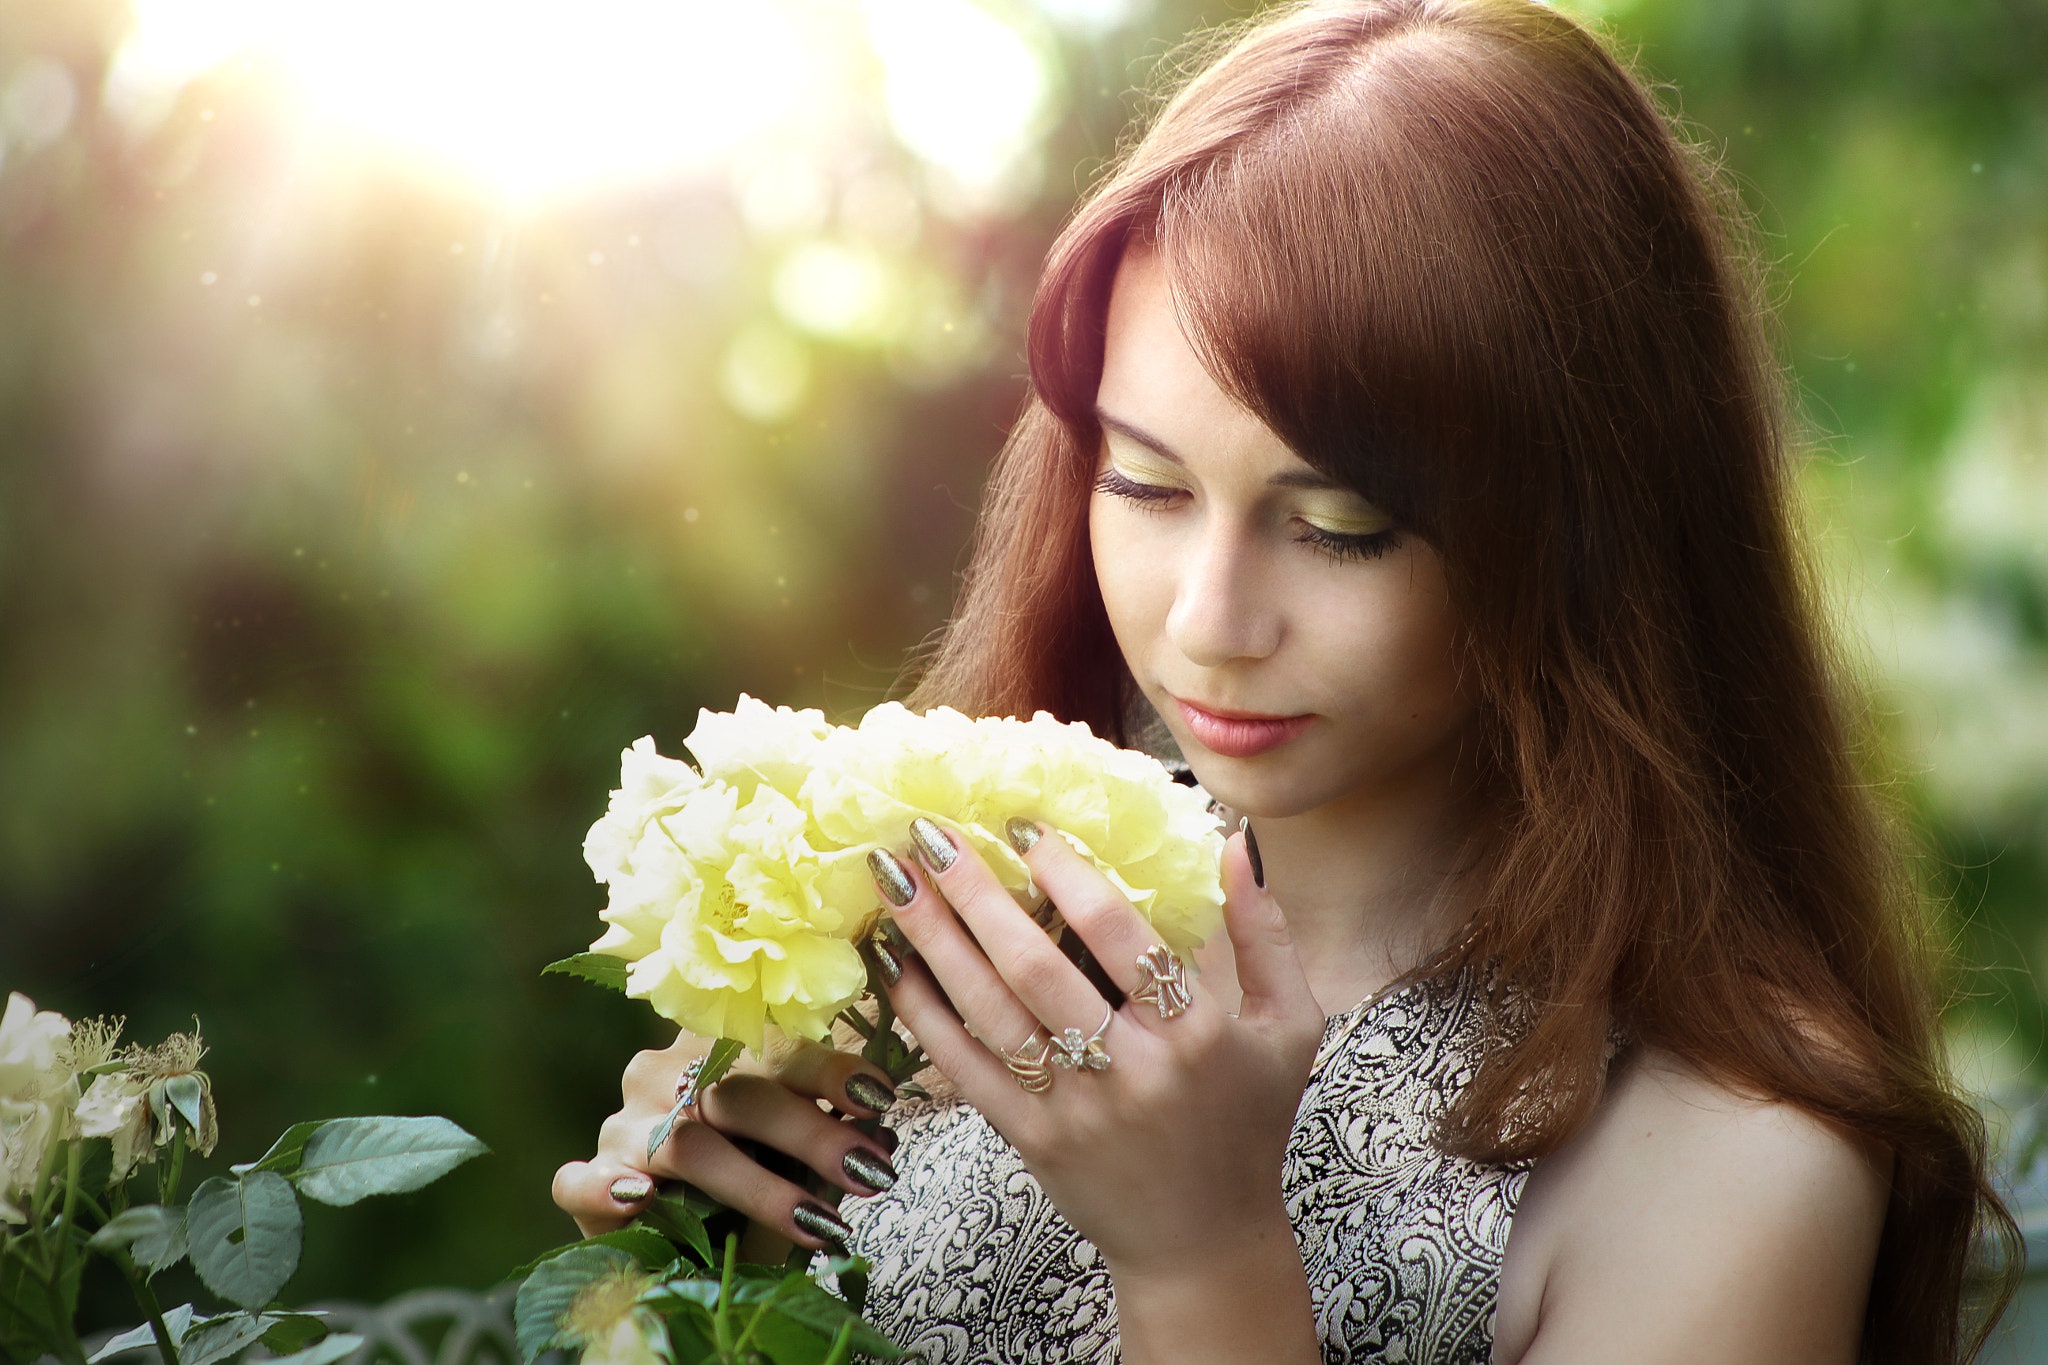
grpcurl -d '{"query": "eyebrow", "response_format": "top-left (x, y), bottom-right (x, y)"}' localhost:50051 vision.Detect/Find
top-left (1095, 407), bottom-right (1348, 492)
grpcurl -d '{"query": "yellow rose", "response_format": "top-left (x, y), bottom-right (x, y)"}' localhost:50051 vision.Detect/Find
top-left (587, 768), bottom-right (874, 1051)
top-left (581, 703), bottom-right (1225, 1052)
top-left (801, 705), bottom-right (1225, 953)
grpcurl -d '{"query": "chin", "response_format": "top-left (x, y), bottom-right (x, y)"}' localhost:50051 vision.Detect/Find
top-left (1181, 753), bottom-right (1346, 821)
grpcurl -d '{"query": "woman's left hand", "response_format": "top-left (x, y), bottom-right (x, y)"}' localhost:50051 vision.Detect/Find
top-left (874, 817), bottom-right (1326, 1283)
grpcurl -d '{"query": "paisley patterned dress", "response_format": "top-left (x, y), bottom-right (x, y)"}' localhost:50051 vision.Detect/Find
top-left (840, 968), bottom-right (1528, 1364)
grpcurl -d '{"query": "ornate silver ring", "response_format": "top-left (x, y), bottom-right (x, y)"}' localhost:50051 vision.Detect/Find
top-left (1129, 944), bottom-right (1192, 1020)
top-left (996, 1027), bottom-right (1055, 1093)
top-left (1048, 1002), bottom-right (1114, 1072)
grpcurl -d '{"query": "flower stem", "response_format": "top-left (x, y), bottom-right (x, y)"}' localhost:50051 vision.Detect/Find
top-left (727, 1278), bottom-right (793, 1360)
top-left (50, 1142), bottom-right (82, 1295)
top-left (712, 1233), bottom-right (738, 1361)
top-left (120, 1255), bottom-right (183, 1365)
top-left (156, 1130), bottom-right (186, 1207)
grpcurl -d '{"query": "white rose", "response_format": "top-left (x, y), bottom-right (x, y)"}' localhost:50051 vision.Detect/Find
top-left (0, 994), bottom-right (74, 1222)
top-left (75, 1073), bottom-right (155, 1181)
top-left (0, 993), bottom-right (71, 1103)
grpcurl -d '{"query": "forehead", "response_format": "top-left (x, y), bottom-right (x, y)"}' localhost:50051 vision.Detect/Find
top-left (1098, 251), bottom-right (1305, 478)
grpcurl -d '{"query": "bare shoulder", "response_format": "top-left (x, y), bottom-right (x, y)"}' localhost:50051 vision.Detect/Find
top-left (1492, 1046), bottom-right (1890, 1365)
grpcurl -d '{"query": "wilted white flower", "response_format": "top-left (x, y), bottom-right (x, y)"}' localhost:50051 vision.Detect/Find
top-left (74, 1072), bottom-right (154, 1182)
top-left (123, 1029), bottom-right (218, 1158)
top-left (561, 1264), bottom-right (665, 1365)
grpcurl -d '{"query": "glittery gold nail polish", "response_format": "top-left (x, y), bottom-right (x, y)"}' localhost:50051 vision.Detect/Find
top-left (1006, 817), bottom-right (1041, 855)
top-left (609, 1175), bottom-right (653, 1204)
top-left (868, 847), bottom-right (915, 906)
top-left (909, 817), bottom-right (957, 872)
top-left (792, 1200), bottom-right (852, 1251)
top-left (841, 1147), bottom-right (897, 1194)
top-left (843, 1073), bottom-right (895, 1113)
top-left (867, 929), bottom-right (904, 985)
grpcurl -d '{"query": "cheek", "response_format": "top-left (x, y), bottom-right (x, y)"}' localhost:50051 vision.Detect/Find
top-left (1321, 566), bottom-right (1474, 728)
top-left (1089, 503), bottom-right (1167, 646)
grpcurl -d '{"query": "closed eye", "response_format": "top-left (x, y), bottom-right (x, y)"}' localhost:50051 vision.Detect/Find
top-left (1094, 467), bottom-right (1182, 506)
top-left (1294, 522), bottom-right (1402, 562)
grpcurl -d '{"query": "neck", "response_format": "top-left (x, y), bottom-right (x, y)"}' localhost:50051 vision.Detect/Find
top-left (1248, 759), bottom-right (1497, 1014)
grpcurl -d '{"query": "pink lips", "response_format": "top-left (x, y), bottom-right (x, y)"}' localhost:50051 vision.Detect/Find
top-left (1174, 698), bottom-right (1315, 759)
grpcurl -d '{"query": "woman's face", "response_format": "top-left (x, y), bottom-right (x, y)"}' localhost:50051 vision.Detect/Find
top-left (1090, 252), bottom-right (1479, 820)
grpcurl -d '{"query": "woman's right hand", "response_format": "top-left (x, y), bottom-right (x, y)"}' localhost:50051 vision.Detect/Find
top-left (550, 1031), bottom-right (900, 1252)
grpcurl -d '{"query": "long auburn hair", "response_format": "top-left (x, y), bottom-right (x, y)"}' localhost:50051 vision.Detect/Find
top-left (907, 0), bottom-right (2013, 1358)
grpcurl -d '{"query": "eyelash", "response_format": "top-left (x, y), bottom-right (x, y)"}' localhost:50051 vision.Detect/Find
top-left (1092, 468), bottom-right (1403, 563)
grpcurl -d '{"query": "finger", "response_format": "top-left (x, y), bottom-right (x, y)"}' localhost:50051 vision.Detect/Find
top-left (1012, 819), bottom-right (1175, 1016)
top-left (1221, 828), bottom-right (1318, 1025)
top-left (764, 1036), bottom-right (898, 1117)
top-left (696, 1074), bottom-right (898, 1197)
top-left (644, 1115), bottom-right (851, 1252)
top-left (883, 956), bottom-right (1033, 1128)
top-left (552, 1158), bottom-right (654, 1238)
top-left (905, 818), bottom-right (1107, 1036)
top-left (873, 843), bottom-right (1045, 1063)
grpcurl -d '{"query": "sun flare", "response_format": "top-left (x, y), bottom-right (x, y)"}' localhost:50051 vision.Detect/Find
top-left (109, 0), bottom-right (1065, 206)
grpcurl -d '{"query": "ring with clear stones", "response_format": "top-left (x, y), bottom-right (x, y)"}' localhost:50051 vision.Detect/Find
top-left (1048, 1001), bottom-right (1114, 1072)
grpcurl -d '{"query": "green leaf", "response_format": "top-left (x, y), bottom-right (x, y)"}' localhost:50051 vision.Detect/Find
top-left (643, 1280), bottom-right (724, 1314)
top-left (180, 1311), bottom-right (278, 1365)
top-left (694, 1039), bottom-right (743, 1092)
top-left (661, 1310), bottom-right (718, 1365)
top-left (292, 1116), bottom-right (488, 1207)
top-left (647, 1040), bottom-right (743, 1161)
top-left (90, 1204), bottom-right (190, 1277)
top-left (502, 1227), bottom-right (678, 1282)
top-left (163, 1075), bottom-right (207, 1135)
top-left (756, 1278), bottom-right (900, 1359)
top-left (0, 1233), bottom-right (86, 1363)
top-left (512, 1245), bottom-right (633, 1363)
top-left (638, 1194), bottom-right (714, 1267)
top-left (824, 1255), bottom-right (868, 1317)
top-left (187, 1172), bottom-right (304, 1310)
top-left (259, 1314), bottom-right (331, 1355)
top-left (750, 1311), bottom-right (835, 1365)
top-left (542, 953), bottom-right (628, 992)
top-left (262, 1333), bottom-right (364, 1365)
top-left (88, 1305), bottom-right (199, 1363)
top-left (234, 1121), bottom-right (327, 1178)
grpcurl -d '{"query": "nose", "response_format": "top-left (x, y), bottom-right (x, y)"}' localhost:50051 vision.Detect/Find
top-left (1164, 519), bottom-right (1283, 667)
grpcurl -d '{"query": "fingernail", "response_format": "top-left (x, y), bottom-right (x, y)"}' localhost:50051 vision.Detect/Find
top-left (1241, 816), bottom-right (1265, 889)
top-left (908, 817), bottom-right (957, 872)
top-left (876, 1124), bottom-right (900, 1154)
top-left (844, 1073), bottom-right (896, 1113)
top-left (878, 914), bottom-right (913, 954)
top-left (792, 1200), bottom-right (852, 1251)
top-left (866, 931), bottom-right (903, 985)
top-left (609, 1175), bottom-right (653, 1205)
top-left (841, 1147), bottom-right (897, 1194)
top-left (869, 847), bottom-right (916, 906)
top-left (1005, 817), bottom-right (1041, 855)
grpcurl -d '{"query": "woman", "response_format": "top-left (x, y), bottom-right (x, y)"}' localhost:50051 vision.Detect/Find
top-left (554, 1), bottom-right (2015, 1360)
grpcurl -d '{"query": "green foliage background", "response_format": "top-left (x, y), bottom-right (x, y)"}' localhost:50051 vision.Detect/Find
top-left (3, 0), bottom-right (2045, 1310)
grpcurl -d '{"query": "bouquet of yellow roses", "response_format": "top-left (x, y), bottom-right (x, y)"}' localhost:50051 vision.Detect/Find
top-left (527, 697), bottom-right (1224, 1365)
top-left (563, 696), bottom-right (1225, 1055)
